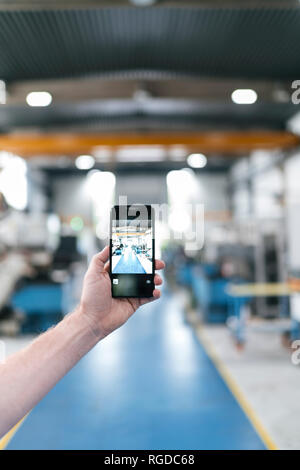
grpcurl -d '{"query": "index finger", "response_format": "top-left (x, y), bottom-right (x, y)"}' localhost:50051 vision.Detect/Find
top-left (155, 259), bottom-right (165, 270)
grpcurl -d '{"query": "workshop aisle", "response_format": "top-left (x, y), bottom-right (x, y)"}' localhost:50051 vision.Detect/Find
top-left (7, 294), bottom-right (266, 450)
top-left (113, 248), bottom-right (146, 274)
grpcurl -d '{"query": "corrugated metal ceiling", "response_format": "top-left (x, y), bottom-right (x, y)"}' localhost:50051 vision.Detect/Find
top-left (0, 3), bottom-right (299, 135)
top-left (0, 6), bottom-right (299, 82)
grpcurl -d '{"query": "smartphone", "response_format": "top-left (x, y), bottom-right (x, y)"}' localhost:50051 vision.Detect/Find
top-left (110, 204), bottom-right (155, 298)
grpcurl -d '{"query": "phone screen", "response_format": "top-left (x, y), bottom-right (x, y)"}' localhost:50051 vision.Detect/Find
top-left (110, 205), bottom-right (155, 297)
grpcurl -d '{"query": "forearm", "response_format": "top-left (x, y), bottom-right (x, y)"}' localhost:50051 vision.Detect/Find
top-left (0, 308), bottom-right (101, 438)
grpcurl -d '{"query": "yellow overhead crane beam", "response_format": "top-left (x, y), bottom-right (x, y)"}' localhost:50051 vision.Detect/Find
top-left (0, 131), bottom-right (298, 157)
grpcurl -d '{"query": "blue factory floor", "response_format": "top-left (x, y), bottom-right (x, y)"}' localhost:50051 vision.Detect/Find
top-left (6, 293), bottom-right (266, 450)
top-left (113, 249), bottom-right (146, 274)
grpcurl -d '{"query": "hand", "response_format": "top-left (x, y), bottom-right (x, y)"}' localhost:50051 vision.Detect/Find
top-left (78, 245), bottom-right (165, 340)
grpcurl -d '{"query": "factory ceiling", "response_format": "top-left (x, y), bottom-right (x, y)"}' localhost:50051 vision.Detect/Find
top-left (0, 1), bottom-right (300, 83)
top-left (0, 0), bottom-right (299, 159)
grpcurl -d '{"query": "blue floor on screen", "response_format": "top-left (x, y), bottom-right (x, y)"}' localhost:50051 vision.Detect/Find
top-left (7, 294), bottom-right (265, 450)
top-left (113, 250), bottom-right (146, 274)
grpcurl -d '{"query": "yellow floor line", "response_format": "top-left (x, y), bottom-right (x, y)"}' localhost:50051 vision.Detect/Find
top-left (195, 325), bottom-right (278, 450)
top-left (0, 415), bottom-right (28, 450)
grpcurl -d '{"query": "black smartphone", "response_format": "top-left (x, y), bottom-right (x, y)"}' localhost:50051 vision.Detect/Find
top-left (110, 204), bottom-right (155, 298)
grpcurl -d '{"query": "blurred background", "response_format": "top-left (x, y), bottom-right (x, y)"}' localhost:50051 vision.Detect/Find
top-left (2, 0), bottom-right (300, 450)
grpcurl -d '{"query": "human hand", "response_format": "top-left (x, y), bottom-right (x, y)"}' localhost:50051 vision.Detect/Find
top-left (78, 246), bottom-right (165, 340)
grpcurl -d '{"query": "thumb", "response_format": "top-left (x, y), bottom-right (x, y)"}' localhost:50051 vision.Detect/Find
top-left (90, 245), bottom-right (110, 271)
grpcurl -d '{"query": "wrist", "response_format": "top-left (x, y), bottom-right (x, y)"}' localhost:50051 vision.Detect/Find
top-left (74, 304), bottom-right (106, 342)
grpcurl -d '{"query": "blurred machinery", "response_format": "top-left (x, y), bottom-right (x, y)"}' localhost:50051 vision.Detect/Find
top-left (167, 209), bottom-right (291, 347)
top-left (0, 203), bottom-right (84, 335)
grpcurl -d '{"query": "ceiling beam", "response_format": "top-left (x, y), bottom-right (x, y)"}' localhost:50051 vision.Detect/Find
top-left (0, 1), bottom-right (297, 11)
top-left (0, 131), bottom-right (298, 157)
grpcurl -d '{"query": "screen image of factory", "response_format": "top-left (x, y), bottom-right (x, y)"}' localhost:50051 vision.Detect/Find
top-left (111, 219), bottom-right (153, 274)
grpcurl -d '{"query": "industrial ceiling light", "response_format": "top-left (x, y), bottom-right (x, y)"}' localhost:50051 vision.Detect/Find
top-left (75, 155), bottom-right (95, 170)
top-left (129, 0), bottom-right (156, 5)
top-left (187, 153), bottom-right (207, 168)
top-left (231, 89), bottom-right (257, 104)
top-left (116, 146), bottom-right (165, 162)
top-left (0, 155), bottom-right (27, 210)
top-left (26, 91), bottom-right (52, 107)
top-left (0, 80), bottom-right (6, 104)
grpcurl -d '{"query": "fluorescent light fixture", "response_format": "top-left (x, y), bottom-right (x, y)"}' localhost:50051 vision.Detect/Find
top-left (169, 146), bottom-right (187, 161)
top-left (167, 168), bottom-right (199, 206)
top-left (187, 153), bottom-right (207, 169)
top-left (93, 146), bottom-right (112, 161)
top-left (231, 89), bottom-right (257, 104)
top-left (75, 154), bottom-right (95, 170)
top-left (26, 91), bottom-right (52, 107)
top-left (130, 0), bottom-right (156, 5)
top-left (287, 111), bottom-right (300, 135)
top-left (116, 146), bottom-right (166, 162)
top-left (0, 155), bottom-right (27, 210)
top-left (169, 208), bottom-right (191, 233)
top-left (0, 80), bottom-right (6, 104)
top-left (47, 214), bottom-right (60, 234)
top-left (86, 170), bottom-right (115, 240)
top-left (86, 170), bottom-right (116, 202)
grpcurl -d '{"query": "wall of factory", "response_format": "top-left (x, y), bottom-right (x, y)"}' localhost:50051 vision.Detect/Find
top-left (27, 167), bottom-right (49, 213)
top-left (230, 152), bottom-right (284, 221)
top-left (51, 175), bottom-right (92, 223)
top-left (51, 172), bottom-right (229, 219)
top-left (115, 174), bottom-right (168, 205)
top-left (284, 152), bottom-right (300, 273)
top-left (195, 173), bottom-right (229, 212)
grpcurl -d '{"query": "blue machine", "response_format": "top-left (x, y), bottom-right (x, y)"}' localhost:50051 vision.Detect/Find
top-left (176, 262), bottom-right (194, 287)
top-left (11, 283), bottom-right (63, 333)
top-left (177, 262), bottom-right (231, 323)
top-left (192, 266), bottom-right (230, 323)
